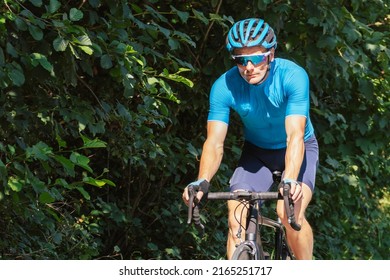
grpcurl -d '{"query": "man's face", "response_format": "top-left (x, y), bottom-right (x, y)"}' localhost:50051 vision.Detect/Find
top-left (233, 46), bottom-right (275, 84)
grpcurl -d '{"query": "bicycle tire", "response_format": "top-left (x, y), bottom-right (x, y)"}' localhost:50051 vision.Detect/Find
top-left (232, 243), bottom-right (258, 260)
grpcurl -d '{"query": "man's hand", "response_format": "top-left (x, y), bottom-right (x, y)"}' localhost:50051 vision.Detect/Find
top-left (281, 179), bottom-right (303, 203)
top-left (182, 179), bottom-right (209, 207)
top-left (290, 181), bottom-right (303, 203)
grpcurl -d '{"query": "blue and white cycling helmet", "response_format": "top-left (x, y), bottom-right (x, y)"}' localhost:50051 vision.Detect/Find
top-left (226, 18), bottom-right (277, 52)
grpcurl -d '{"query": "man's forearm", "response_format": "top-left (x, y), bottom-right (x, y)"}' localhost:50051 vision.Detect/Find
top-left (198, 140), bottom-right (224, 182)
top-left (284, 135), bottom-right (304, 180)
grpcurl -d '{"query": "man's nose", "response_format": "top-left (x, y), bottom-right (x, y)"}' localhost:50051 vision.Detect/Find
top-left (245, 61), bottom-right (255, 70)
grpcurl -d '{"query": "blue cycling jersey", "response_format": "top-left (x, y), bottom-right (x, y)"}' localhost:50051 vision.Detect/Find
top-left (208, 58), bottom-right (315, 149)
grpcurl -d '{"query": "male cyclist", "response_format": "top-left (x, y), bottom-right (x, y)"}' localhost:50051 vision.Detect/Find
top-left (182, 18), bottom-right (319, 260)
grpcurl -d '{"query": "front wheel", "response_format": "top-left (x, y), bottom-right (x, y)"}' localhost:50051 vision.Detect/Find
top-left (232, 243), bottom-right (259, 260)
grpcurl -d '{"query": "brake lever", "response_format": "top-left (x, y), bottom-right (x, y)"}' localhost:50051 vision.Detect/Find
top-left (186, 185), bottom-right (196, 224)
top-left (282, 183), bottom-right (301, 231)
top-left (186, 185), bottom-right (205, 235)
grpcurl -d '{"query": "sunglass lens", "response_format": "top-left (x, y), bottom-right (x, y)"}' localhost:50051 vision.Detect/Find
top-left (233, 57), bottom-right (245, 65)
top-left (234, 55), bottom-right (267, 66)
top-left (251, 55), bottom-right (266, 65)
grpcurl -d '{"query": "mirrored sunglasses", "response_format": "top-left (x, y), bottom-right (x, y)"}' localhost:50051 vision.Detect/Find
top-left (231, 51), bottom-right (271, 66)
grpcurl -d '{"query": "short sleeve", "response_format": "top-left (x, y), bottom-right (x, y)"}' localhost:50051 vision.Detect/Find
top-left (207, 75), bottom-right (233, 124)
top-left (285, 67), bottom-right (310, 117)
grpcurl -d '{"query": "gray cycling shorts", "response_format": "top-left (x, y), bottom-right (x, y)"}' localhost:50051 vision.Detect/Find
top-left (230, 135), bottom-right (319, 193)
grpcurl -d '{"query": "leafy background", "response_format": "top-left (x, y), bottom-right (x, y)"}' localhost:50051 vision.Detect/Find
top-left (0, 0), bottom-right (389, 259)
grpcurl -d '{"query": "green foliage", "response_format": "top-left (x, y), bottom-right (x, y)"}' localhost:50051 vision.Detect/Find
top-left (0, 0), bottom-right (388, 260)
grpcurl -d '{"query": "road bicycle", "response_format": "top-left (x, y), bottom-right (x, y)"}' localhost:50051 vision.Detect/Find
top-left (187, 171), bottom-right (301, 260)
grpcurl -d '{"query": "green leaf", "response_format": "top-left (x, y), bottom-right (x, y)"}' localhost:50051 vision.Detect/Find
top-left (52, 232), bottom-right (63, 244)
top-left (39, 192), bottom-right (55, 203)
top-left (157, 79), bottom-right (178, 102)
top-left (307, 17), bottom-right (320, 26)
top-left (69, 8), bottom-right (83, 21)
top-left (257, 0), bottom-right (270, 11)
top-left (173, 30), bottom-right (196, 48)
top-left (147, 77), bottom-right (158, 85)
top-left (100, 54), bottom-right (113, 69)
top-left (317, 35), bottom-right (338, 49)
top-left (325, 156), bottom-right (340, 169)
top-left (26, 141), bottom-right (53, 161)
top-left (55, 133), bottom-right (67, 148)
top-left (147, 242), bottom-right (158, 251)
top-left (116, 103), bottom-right (132, 121)
top-left (6, 43), bottom-right (18, 58)
top-left (8, 68), bottom-right (25, 86)
top-left (69, 44), bottom-right (80, 59)
top-left (48, 0), bottom-right (61, 14)
top-left (8, 176), bottom-right (23, 192)
top-left (79, 45), bottom-right (93, 55)
top-left (165, 247), bottom-right (181, 258)
top-left (186, 143), bottom-right (200, 157)
top-left (168, 38), bottom-right (179, 50)
top-left (77, 35), bottom-right (92, 46)
top-left (30, 0), bottom-right (43, 7)
top-left (76, 186), bottom-right (90, 200)
top-left (80, 135), bottom-right (107, 148)
top-left (83, 177), bottom-right (108, 187)
top-left (159, 68), bottom-right (194, 88)
top-left (192, 9), bottom-right (208, 25)
top-left (91, 43), bottom-right (102, 56)
top-left (347, 174), bottom-right (359, 187)
top-left (15, 17), bottom-right (28, 31)
top-left (89, 0), bottom-right (100, 8)
top-left (145, 5), bottom-right (168, 23)
top-left (52, 20), bottom-right (64, 27)
top-left (30, 53), bottom-right (54, 73)
top-left (171, 6), bottom-right (189, 23)
top-left (28, 25), bottom-right (43, 40)
top-left (55, 178), bottom-right (69, 188)
top-left (0, 47), bottom-right (4, 66)
top-left (53, 37), bottom-right (68, 51)
top-left (70, 152), bottom-right (93, 172)
top-left (0, 159), bottom-right (7, 183)
top-left (101, 179), bottom-right (116, 187)
top-left (53, 155), bottom-right (75, 177)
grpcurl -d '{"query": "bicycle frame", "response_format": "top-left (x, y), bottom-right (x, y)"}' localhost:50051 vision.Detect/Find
top-left (240, 200), bottom-right (265, 259)
top-left (260, 216), bottom-right (294, 260)
top-left (232, 197), bottom-right (294, 260)
top-left (187, 177), bottom-right (301, 260)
